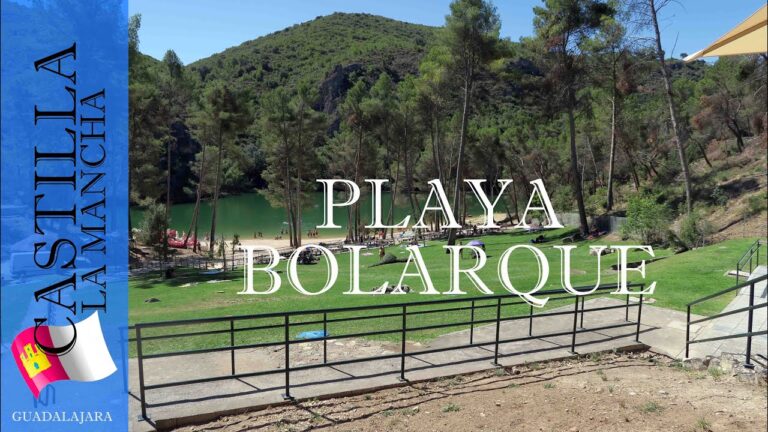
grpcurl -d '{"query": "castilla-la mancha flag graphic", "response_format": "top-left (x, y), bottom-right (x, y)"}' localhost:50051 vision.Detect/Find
top-left (10, 313), bottom-right (116, 398)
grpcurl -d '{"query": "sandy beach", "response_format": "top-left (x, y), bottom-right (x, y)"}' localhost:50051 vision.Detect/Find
top-left (237, 235), bottom-right (348, 249)
top-left (178, 211), bottom-right (516, 253)
top-left (224, 212), bottom-right (513, 250)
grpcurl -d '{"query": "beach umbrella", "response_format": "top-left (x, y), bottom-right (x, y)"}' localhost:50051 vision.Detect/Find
top-left (684, 5), bottom-right (767, 62)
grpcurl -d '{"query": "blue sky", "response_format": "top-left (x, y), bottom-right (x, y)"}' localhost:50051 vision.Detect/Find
top-left (129, 0), bottom-right (767, 65)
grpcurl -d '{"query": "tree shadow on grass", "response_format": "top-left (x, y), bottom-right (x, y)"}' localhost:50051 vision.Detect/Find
top-left (132, 269), bottom-right (244, 290)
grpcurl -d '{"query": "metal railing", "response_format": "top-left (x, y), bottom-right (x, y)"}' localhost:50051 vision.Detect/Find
top-left (131, 282), bottom-right (645, 421)
top-left (736, 239), bottom-right (763, 285)
top-left (685, 274), bottom-right (768, 367)
top-left (130, 245), bottom-right (311, 273)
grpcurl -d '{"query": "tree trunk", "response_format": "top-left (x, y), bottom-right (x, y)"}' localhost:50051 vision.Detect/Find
top-left (727, 120), bottom-right (745, 151)
top-left (346, 201), bottom-right (353, 242)
top-left (405, 160), bottom-right (422, 223)
top-left (621, 143), bottom-right (641, 190)
top-left (163, 138), bottom-right (172, 260)
top-left (447, 78), bottom-right (471, 246)
top-left (386, 149), bottom-right (401, 239)
top-left (192, 206), bottom-right (201, 253)
top-left (184, 139), bottom-right (207, 252)
top-left (649, 0), bottom-right (693, 214)
top-left (402, 119), bottom-right (421, 224)
top-left (283, 133), bottom-right (297, 248)
top-left (511, 173), bottom-right (520, 223)
top-left (287, 155), bottom-right (297, 248)
top-left (295, 107), bottom-right (305, 247)
top-left (208, 124), bottom-right (224, 255)
top-left (567, 93), bottom-right (589, 236)
top-left (221, 239), bottom-right (227, 271)
top-left (501, 196), bottom-right (513, 223)
top-left (432, 113), bottom-right (445, 183)
top-left (606, 94), bottom-right (617, 211)
top-left (292, 178), bottom-right (300, 248)
top-left (691, 137), bottom-right (712, 168)
top-left (462, 187), bottom-right (469, 226)
top-left (352, 126), bottom-right (363, 243)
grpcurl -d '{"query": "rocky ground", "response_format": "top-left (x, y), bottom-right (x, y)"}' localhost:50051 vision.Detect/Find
top-left (173, 351), bottom-right (767, 432)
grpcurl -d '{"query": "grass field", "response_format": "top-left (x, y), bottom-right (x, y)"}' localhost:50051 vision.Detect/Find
top-left (128, 231), bottom-right (763, 356)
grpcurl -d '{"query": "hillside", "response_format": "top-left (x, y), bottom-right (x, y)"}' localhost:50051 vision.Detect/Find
top-left (691, 135), bottom-right (767, 241)
top-left (130, 13), bottom-right (440, 201)
top-left (130, 8), bottom-right (765, 241)
top-left (188, 13), bottom-right (438, 114)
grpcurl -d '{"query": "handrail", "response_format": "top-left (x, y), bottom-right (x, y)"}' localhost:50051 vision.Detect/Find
top-left (686, 273), bottom-right (767, 368)
top-left (736, 239), bottom-right (763, 285)
top-left (126, 288), bottom-right (622, 342)
top-left (687, 274), bottom-right (767, 306)
top-left (689, 301), bottom-right (768, 325)
top-left (736, 239), bottom-right (759, 264)
top-left (737, 239), bottom-right (761, 266)
top-left (132, 281), bottom-right (646, 421)
top-left (132, 282), bottom-right (645, 330)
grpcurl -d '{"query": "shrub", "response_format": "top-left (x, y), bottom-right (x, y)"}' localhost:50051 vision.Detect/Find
top-left (136, 203), bottom-right (166, 247)
top-left (552, 185), bottom-right (574, 213)
top-left (217, 236), bottom-right (227, 260)
top-left (679, 212), bottom-right (713, 248)
top-left (696, 417), bottom-right (712, 431)
top-left (585, 187), bottom-right (607, 216)
top-left (640, 401), bottom-right (663, 413)
top-left (707, 366), bottom-right (724, 380)
top-left (621, 194), bottom-right (670, 244)
top-left (442, 403), bottom-right (461, 412)
top-left (710, 186), bottom-right (728, 206)
top-left (744, 193), bottom-right (767, 217)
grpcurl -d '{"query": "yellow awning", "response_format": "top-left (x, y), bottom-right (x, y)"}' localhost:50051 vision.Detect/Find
top-left (684, 4), bottom-right (767, 62)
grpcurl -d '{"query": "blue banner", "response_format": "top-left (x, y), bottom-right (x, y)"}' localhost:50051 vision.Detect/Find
top-left (1, 0), bottom-right (128, 430)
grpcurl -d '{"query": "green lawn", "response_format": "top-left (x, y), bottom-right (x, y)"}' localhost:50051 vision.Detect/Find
top-left (640, 238), bottom-right (765, 316)
top-left (129, 231), bottom-right (764, 356)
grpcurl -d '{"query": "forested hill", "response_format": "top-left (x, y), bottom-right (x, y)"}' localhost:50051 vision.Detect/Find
top-left (130, 13), bottom-right (440, 202)
top-left (130, 10), bottom-right (717, 204)
top-left (130, 3), bottom-right (766, 253)
top-left (188, 13), bottom-right (438, 113)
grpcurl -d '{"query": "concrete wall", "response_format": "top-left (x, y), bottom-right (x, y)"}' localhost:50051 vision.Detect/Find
top-left (558, 212), bottom-right (627, 233)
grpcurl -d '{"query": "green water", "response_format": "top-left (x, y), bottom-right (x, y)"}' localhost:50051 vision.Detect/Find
top-left (130, 191), bottom-right (487, 239)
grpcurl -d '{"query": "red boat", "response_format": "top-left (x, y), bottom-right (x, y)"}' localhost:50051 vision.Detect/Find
top-left (166, 230), bottom-right (197, 249)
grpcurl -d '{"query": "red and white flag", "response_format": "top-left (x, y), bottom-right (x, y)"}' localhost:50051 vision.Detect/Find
top-left (11, 313), bottom-right (116, 397)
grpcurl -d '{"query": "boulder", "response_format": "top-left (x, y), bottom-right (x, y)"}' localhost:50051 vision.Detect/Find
top-left (683, 358), bottom-right (706, 371)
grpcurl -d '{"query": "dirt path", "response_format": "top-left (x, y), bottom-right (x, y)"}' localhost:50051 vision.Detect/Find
top-left (173, 352), bottom-right (767, 432)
